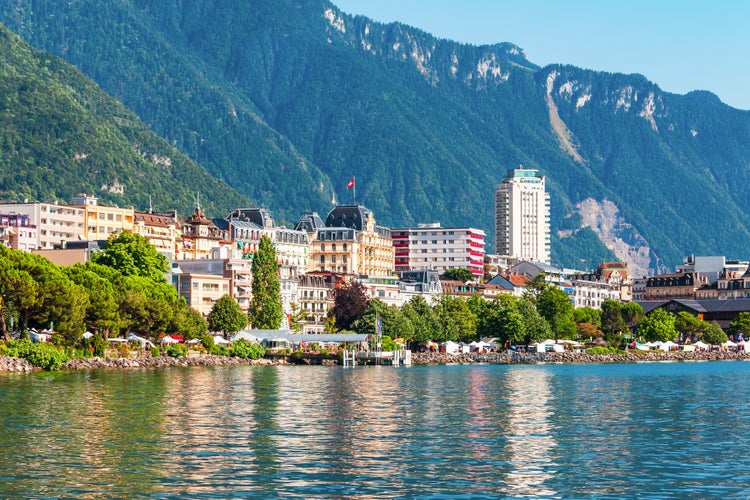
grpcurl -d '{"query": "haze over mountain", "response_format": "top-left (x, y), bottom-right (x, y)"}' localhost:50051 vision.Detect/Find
top-left (2, 0), bottom-right (750, 276)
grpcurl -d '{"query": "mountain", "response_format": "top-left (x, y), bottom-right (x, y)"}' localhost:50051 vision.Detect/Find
top-left (0, 24), bottom-right (250, 217)
top-left (2, 0), bottom-right (750, 276)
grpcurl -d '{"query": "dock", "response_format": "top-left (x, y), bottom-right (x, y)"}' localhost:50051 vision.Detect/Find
top-left (342, 349), bottom-right (412, 367)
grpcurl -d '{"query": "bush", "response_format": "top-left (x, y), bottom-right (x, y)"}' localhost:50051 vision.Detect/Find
top-left (1, 339), bottom-right (70, 371)
top-left (91, 334), bottom-right (107, 357)
top-left (231, 339), bottom-right (266, 360)
top-left (201, 333), bottom-right (215, 351)
top-left (165, 344), bottom-right (189, 358)
top-left (117, 342), bottom-right (131, 358)
top-left (586, 346), bottom-right (626, 356)
top-left (150, 346), bottom-right (161, 357)
top-left (209, 344), bottom-right (229, 356)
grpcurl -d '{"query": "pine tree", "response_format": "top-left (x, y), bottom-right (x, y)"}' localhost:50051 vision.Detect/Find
top-left (247, 235), bottom-right (283, 329)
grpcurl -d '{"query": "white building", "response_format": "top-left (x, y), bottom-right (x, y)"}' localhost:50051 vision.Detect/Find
top-left (392, 223), bottom-right (486, 279)
top-left (571, 279), bottom-right (621, 309)
top-left (0, 202), bottom-right (84, 249)
top-left (494, 168), bottom-right (551, 265)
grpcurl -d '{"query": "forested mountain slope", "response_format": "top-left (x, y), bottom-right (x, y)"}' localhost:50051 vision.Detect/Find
top-left (0, 24), bottom-right (250, 217)
top-left (2, 0), bottom-right (750, 275)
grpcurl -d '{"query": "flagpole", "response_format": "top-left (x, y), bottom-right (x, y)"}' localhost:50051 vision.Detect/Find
top-left (353, 176), bottom-right (356, 205)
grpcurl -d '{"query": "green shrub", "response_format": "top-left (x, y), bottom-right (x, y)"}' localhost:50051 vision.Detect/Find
top-left (209, 344), bottom-right (229, 356)
top-left (231, 339), bottom-right (266, 360)
top-left (165, 344), bottom-right (189, 358)
top-left (150, 346), bottom-right (161, 357)
top-left (586, 346), bottom-right (626, 355)
top-left (1, 339), bottom-right (70, 371)
top-left (201, 333), bottom-right (215, 351)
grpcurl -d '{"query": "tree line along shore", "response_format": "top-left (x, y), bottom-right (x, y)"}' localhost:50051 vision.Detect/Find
top-left (3, 231), bottom-right (748, 374)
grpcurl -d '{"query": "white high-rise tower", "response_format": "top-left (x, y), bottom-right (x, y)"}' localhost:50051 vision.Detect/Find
top-left (494, 168), bottom-right (551, 264)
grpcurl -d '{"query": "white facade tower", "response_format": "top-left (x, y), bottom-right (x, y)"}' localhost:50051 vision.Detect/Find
top-left (494, 168), bottom-right (551, 264)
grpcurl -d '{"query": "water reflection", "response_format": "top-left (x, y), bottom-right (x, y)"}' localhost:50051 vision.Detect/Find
top-left (502, 367), bottom-right (558, 497)
top-left (2, 362), bottom-right (750, 498)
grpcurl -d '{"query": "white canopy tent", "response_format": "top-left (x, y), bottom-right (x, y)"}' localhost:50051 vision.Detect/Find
top-left (127, 333), bottom-right (156, 349)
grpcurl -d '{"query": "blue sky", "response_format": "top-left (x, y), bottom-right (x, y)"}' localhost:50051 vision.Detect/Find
top-left (334, 0), bottom-right (750, 110)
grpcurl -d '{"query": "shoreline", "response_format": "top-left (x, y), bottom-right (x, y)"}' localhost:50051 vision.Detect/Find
top-left (3, 349), bottom-right (750, 372)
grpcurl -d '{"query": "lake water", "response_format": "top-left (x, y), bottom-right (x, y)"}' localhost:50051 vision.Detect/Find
top-left (1, 361), bottom-right (750, 498)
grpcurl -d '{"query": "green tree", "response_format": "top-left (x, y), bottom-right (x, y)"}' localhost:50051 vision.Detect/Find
top-left (537, 286), bottom-right (576, 339)
top-left (517, 296), bottom-right (551, 344)
top-left (600, 300), bottom-right (627, 336)
top-left (442, 268), bottom-right (474, 282)
top-left (353, 299), bottom-right (414, 343)
top-left (573, 307), bottom-right (601, 327)
top-left (287, 302), bottom-right (307, 332)
top-left (433, 295), bottom-right (477, 342)
top-left (92, 232), bottom-right (169, 282)
top-left (621, 302), bottom-right (644, 333)
top-left (330, 279), bottom-right (369, 331)
top-left (174, 305), bottom-right (209, 340)
top-left (208, 295), bottom-right (247, 335)
top-left (638, 309), bottom-right (678, 342)
top-left (65, 263), bottom-right (120, 337)
top-left (247, 235), bottom-right (283, 329)
top-left (401, 295), bottom-right (438, 343)
top-left (728, 312), bottom-right (750, 340)
top-left (674, 311), bottom-right (705, 341)
top-left (702, 322), bottom-right (728, 345)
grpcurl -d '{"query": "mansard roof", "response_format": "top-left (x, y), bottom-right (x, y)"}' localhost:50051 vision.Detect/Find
top-left (294, 211), bottom-right (326, 232)
top-left (227, 208), bottom-right (273, 228)
top-left (325, 205), bottom-right (372, 230)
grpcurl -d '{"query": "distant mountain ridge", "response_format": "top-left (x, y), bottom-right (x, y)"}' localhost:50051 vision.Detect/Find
top-left (1, 0), bottom-right (750, 276)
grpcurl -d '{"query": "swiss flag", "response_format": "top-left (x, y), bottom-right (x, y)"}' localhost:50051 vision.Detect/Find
top-left (346, 177), bottom-right (355, 189)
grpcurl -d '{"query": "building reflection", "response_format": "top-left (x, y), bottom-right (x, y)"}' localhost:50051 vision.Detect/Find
top-left (502, 367), bottom-right (558, 497)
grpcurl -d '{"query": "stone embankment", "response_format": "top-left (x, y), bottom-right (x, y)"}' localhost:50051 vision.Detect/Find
top-left (0, 356), bottom-right (38, 372)
top-left (0, 354), bottom-right (285, 372)
top-left (63, 354), bottom-right (283, 370)
top-left (411, 349), bottom-right (750, 365)
top-left (545, 349), bottom-right (750, 364)
top-left (4, 350), bottom-right (750, 372)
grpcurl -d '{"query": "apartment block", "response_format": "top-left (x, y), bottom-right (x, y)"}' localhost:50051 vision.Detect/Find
top-left (392, 222), bottom-right (485, 279)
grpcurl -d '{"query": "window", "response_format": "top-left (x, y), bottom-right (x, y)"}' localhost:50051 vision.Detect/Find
top-left (320, 255), bottom-right (325, 264)
top-left (320, 243), bottom-right (325, 251)
top-left (343, 243), bottom-right (347, 252)
top-left (332, 243), bottom-right (336, 252)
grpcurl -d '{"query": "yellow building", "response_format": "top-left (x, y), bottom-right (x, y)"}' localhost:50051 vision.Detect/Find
top-left (299, 205), bottom-right (393, 277)
top-left (72, 193), bottom-right (134, 240)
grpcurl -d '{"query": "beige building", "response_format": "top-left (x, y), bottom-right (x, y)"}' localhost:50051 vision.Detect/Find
top-left (71, 193), bottom-right (134, 240)
top-left (174, 272), bottom-right (231, 317)
top-left (227, 208), bottom-right (310, 278)
top-left (299, 205), bottom-right (393, 277)
top-left (494, 168), bottom-right (551, 264)
top-left (297, 272), bottom-right (337, 333)
top-left (0, 202), bottom-right (84, 249)
top-left (181, 205), bottom-right (227, 260)
top-left (133, 210), bottom-right (182, 261)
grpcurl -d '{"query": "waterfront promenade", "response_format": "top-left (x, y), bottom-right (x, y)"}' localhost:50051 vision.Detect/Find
top-left (3, 348), bottom-right (750, 372)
